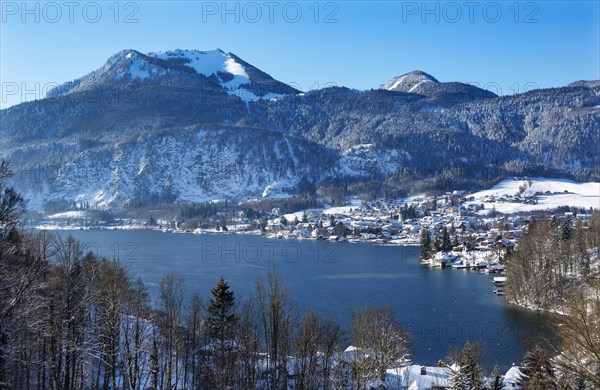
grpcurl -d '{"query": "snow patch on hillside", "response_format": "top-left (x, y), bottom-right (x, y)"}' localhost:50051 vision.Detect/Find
top-left (143, 49), bottom-right (284, 102)
top-left (337, 144), bottom-right (411, 177)
top-left (47, 210), bottom-right (89, 219)
top-left (149, 49), bottom-right (251, 89)
top-left (466, 178), bottom-right (600, 214)
top-left (322, 197), bottom-right (362, 215)
top-left (128, 59), bottom-right (151, 80)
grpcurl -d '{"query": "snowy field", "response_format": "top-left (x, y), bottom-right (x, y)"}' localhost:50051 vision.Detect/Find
top-left (46, 210), bottom-right (89, 219)
top-left (281, 197), bottom-right (362, 221)
top-left (466, 178), bottom-right (600, 214)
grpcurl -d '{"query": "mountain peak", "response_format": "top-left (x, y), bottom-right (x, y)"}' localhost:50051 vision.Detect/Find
top-left (380, 71), bottom-right (439, 92)
top-left (47, 48), bottom-right (299, 102)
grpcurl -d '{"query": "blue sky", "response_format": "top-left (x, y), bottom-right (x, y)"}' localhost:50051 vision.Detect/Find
top-left (1, 0), bottom-right (599, 108)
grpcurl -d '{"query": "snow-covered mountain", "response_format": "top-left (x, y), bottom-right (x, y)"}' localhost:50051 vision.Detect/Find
top-left (1, 49), bottom-right (599, 210)
top-left (380, 70), bottom-right (440, 93)
top-left (47, 49), bottom-right (299, 102)
top-left (380, 70), bottom-right (497, 101)
top-left (12, 127), bottom-right (339, 209)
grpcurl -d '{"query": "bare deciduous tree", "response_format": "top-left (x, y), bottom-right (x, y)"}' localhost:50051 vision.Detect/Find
top-left (294, 310), bottom-right (342, 390)
top-left (122, 277), bottom-right (152, 390)
top-left (94, 259), bottom-right (130, 390)
top-left (236, 296), bottom-right (261, 389)
top-left (351, 306), bottom-right (411, 385)
top-left (157, 273), bottom-right (184, 390)
top-left (552, 282), bottom-right (600, 389)
top-left (256, 268), bottom-right (296, 390)
top-left (183, 291), bottom-right (204, 389)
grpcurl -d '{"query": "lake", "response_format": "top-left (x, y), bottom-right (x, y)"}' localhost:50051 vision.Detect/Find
top-left (55, 229), bottom-right (551, 371)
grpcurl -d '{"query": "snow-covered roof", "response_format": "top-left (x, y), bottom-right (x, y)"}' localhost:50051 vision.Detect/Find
top-left (503, 365), bottom-right (523, 389)
top-left (340, 345), bottom-right (366, 363)
top-left (386, 365), bottom-right (453, 389)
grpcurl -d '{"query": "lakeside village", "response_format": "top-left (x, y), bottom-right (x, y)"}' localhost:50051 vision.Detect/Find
top-left (28, 180), bottom-right (599, 389)
top-left (35, 180), bottom-right (596, 296)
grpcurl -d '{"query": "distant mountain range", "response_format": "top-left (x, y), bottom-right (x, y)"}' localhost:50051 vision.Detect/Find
top-left (1, 49), bottom-right (599, 210)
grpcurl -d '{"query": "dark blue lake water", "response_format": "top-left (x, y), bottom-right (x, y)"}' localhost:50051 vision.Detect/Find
top-left (56, 229), bottom-right (550, 371)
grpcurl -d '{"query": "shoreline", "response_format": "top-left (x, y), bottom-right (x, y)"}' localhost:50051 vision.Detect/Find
top-left (30, 223), bottom-right (422, 247)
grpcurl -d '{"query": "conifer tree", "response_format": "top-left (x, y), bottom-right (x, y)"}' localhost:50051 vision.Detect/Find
top-left (434, 235), bottom-right (442, 253)
top-left (459, 340), bottom-right (482, 389)
top-left (442, 226), bottom-right (452, 252)
top-left (452, 236), bottom-right (460, 249)
top-left (450, 364), bottom-right (469, 390)
top-left (489, 365), bottom-right (503, 390)
top-left (207, 277), bottom-right (236, 387)
top-left (518, 344), bottom-right (557, 390)
top-left (574, 219), bottom-right (590, 278)
top-left (419, 228), bottom-right (432, 260)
